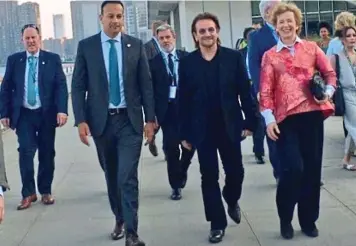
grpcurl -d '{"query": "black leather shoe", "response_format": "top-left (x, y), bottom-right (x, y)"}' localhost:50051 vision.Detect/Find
top-left (126, 234), bottom-right (145, 246)
top-left (209, 230), bottom-right (225, 243)
top-left (280, 223), bottom-right (294, 239)
top-left (111, 222), bottom-right (125, 240)
top-left (302, 226), bottom-right (319, 238)
top-left (148, 141), bottom-right (158, 157)
top-left (320, 181), bottom-right (324, 186)
top-left (255, 155), bottom-right (265, 164)
top-left (170, 189), bottom-right (182, 200)
top-left (227, 203), bottom-right (241, 224)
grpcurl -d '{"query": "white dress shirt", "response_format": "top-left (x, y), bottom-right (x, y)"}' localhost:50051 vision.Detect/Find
top-left (161, 48), bottom-right (179, 85)
top-left (0, 186), bottom-right (3, 197)
top-left (23, 51), bottom-right (41, 109)
top-left (100, 31), bottom-right (126, 109)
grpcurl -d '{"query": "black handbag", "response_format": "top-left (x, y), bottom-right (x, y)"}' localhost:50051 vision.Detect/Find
top-left (310, 72), bottom-right (326, 100)
top-left (333, 54), bottom-right (345, 116)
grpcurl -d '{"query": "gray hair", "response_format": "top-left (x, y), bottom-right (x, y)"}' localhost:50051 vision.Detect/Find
top-left (259, 0), bottom-right (281, 20)
top-left (156, 24), bottom-right (175, 36)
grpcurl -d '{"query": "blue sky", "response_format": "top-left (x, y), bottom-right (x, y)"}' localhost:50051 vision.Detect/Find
top-left (19, 0), bottom-right (73, 38)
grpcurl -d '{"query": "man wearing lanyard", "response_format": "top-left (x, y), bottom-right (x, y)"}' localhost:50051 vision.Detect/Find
top-left (150, 24), bottom-right (195, 200)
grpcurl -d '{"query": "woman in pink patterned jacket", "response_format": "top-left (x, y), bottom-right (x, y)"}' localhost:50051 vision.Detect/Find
top-left (259, 2), bottom-right (336, 240)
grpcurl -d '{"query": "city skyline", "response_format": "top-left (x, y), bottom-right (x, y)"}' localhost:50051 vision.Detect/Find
top-left (19, 0), bottom-right (73, 39)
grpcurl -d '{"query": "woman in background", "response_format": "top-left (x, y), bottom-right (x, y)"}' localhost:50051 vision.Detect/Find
top-left (317, 21), bottom-right (332, 53)
top-left (330, 26), bottom-right (356, 171)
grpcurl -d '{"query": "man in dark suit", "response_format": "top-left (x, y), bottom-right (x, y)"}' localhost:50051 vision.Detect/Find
top-left (248, 0), bottom-right (281, 181)
top-left (238, 27), bottom-right (266, 165)
top-left (144, 20), bottom-right (165, 157)
top-left (71, 1), bottom-right (155, 245)
top-left (150, 24), bottom-right (195, 200)
top-left (178, 13), bottom-right (258, 243)
top-left (0, 132), bottom-right (9, 223)
top-left (0, 24), bottom-right (68, 210)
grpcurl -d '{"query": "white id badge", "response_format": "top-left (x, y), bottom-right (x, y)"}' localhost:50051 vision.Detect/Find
top-left (169, 86), bottom-right (177, 99)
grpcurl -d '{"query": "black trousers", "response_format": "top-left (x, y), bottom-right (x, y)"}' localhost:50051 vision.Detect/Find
top-left (161, 102), bottom-right (195, 189)
top-left (276, 111), bottom-right (324, 229)
top-left (16, 107), bottom-right (56, 198)
top-left (196, 120), bottom-right (244, 230)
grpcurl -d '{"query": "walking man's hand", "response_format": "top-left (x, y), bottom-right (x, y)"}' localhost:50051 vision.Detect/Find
top-left (0, 195), bottom-right (4, 224)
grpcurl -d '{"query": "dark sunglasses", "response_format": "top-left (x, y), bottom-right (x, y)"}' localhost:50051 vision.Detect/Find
top-left (198, 27), bottom-right (215, 35)
top-left (21, 24), bottom-right (40, 34)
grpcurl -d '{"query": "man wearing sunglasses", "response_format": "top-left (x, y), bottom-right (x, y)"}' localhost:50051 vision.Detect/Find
top-left (0, 24), bottom-right (68, 210)
top-left (178, 13), bottom-right (258, 243)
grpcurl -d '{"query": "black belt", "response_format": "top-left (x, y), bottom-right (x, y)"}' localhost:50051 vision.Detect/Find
top-left (108, 108), bottom-right (127, 115)
top-left (21, 107), bottom-right (42, 113)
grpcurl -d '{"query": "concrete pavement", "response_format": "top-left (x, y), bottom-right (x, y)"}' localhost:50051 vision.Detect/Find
top-left (1, 109), bottom-right (356, 245)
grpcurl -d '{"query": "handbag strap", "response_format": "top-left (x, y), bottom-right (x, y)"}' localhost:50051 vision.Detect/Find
top-left (335, 54), bottom-right (341, 86)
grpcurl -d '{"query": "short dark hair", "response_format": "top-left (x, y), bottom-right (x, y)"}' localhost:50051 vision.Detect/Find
top-left (191, 12), bottom-right (221, 48)
top-left (21, 24), bottom-right (40, 35)
top-left (243, 27), bottom-right (255, 40)
top-left (101, 1), bottom-right (124, 14)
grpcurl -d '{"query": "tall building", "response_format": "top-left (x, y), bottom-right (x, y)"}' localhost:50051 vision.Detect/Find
top-left (0, 0), bottom-right (20, 64)
top-left (70, 0), bottom-right (102, 49)
top-left (18, 2), bottom-right (41, 35)
top-left (124, 0), bottom-right (150, 41)
top-left (53, 14), bottom-right (66, 39)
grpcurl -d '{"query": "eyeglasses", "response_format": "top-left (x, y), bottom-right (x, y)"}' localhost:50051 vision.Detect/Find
top-left (198, 27), bottom-right (215, 35)
top-left (21, 24), bottom-right (40, 34)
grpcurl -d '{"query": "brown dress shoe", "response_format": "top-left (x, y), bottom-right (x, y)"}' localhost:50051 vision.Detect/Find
top-left (111, 222), bottom-right (125, 240)
top-left (17, 194), bottom-right (38, 210)
top-left (41, 194), bottom-right (55, 205)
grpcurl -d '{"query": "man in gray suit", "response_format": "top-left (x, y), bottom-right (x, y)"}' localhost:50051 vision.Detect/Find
top-left (0, 132), bottom-right (9, 224)
top-left (144, 20), bottom-right (165, 158)
top-left (71, 1), bottom-right (155, 245)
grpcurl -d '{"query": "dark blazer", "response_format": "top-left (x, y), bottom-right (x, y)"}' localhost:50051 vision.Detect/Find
top-left (178, 46), bottom-right (258, 146)
top-left (144, 38), bottom-right (160, 60)
top-left (71, 32), bottom-right (155, 137)
top-left (149, 49), bottom-right (188, 125)
top-left (248, 24), bottom-right (277, 96)
top-left (239, 46), bottom-right (247, 61)
top-left (0, 50), bottom-right (68, 129)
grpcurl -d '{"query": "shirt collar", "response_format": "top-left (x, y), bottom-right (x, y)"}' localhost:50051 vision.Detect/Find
top-left (26, 50), bottom-right (40, 58)
top-left (162, 48), bottom-right (177, 59)
top-left (276, 36), bottom-right (302, 52)
top-left (101, 31), bottom-right (121, 43)
top-left (266, 22), bottom-right (275, 31)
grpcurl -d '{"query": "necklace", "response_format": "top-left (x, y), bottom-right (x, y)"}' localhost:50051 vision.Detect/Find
top-left (344, 48), bottom-right (356, 74)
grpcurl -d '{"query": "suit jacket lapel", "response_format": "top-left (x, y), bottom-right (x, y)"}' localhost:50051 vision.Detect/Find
top-left (18, 52), bottom-right (27, 99)
top-left (93, 33), bottom-right (109, 90)
top-left (38, 50), bottom-right (45, 90)
top-left (121, 34), bottom-right (130, 90)
top-left (157, 54), bottom-right (170, 85)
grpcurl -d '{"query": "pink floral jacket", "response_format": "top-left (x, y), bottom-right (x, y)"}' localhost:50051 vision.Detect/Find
top-left (259, 40), bottom-right (336, 124)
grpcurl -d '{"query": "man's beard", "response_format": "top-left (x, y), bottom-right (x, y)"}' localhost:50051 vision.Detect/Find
top-left (200, 39), bottom-right (216, 48)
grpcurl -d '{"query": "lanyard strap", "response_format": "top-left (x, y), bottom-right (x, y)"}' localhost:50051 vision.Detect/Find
top-left (162, 52), bottom-right (177, 85)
